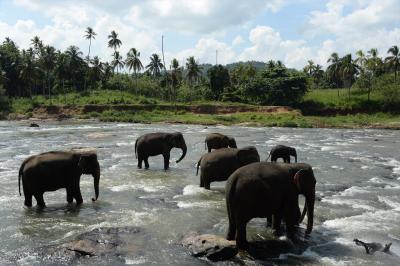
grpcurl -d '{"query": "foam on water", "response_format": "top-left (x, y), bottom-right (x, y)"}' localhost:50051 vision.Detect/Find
top-left (181, 185), bottom-right (218, 196)
top-left (125, 257), bottom-right (148, 264)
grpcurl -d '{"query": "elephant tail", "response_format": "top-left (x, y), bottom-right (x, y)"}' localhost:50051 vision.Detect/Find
top-left (196, 157), bottom-right (202, 176)
top-left (18, 160), bottom-right (26, 196)
top-left (204, 141), bottom-right (207, 151)
top-left (134, 138), bottom-right (138, 158)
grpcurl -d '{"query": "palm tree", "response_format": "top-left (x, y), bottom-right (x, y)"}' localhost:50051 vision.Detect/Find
top-left (90, 56), bottom-right (104, 84)
top-left (303, 60), bottom-right (315, 76)
top-left (30, 36), bottom-right (43, 58)
top-left (355, 50), bottom-right (367, 71)
top-left (312, 64), bottom-right (324, 86)
top-left (20, 49), bottom-right (38, 98)
top-left (385, 45), bottom-right (399, 82)
top-left (54, 52), bottom-right (69, 102)
top-left (146, 54), bottom-right (163, 77)
top-left (340, 54), bottom-right (358, 99)
top-left (84, 27), bottom-right (96, 61)
top-left (185, 56), bottom-right (202, 85)
top-left (108, 30), bottom-right (122, 52)
top-left (40, 45), bottom-right (57, 99)
top-left (65, 45), bottom-right (84, 89)
top-left (112, 51), bottom-right (125, 96)
top-left (327, 52), bottom-right (341, 96)
top-left (125, 48), bottom-right (143, 93)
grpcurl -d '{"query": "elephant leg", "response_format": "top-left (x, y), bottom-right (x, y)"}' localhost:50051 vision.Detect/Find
top-left (66, 189), bottom-right (73, 203)
top-left (24, 194), bottom-right (33, 207)
top-left (208, 148), bottom-right (212, 153)
top-left (144, 157), bottom-right (149, 169)
top-left (272, 213), bottom-right (282, 236)
top-left (266, 214), bottom-right (272, 227)
top-left (236, 220), bottom-right (249, 250)
top-left (74, 188), bottom-right (83, 205)
top-left (137, 156), bottom-right (143, 169)
top-left (200, 175), bottom-right (204, 188)
top-left (34, 193), bottom-right (46, 208)
top-left (226, 219), bottom-right (236, 241)
top-left (163, 153), bottom-right (170, 170)
top-left (204, 181), bottom-right (210, 190)
top-left (287, 156), bottom-right (291, 163)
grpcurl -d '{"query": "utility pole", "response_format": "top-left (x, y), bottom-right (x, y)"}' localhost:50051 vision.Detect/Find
top-left (215, 49), bottom-right (218, 65)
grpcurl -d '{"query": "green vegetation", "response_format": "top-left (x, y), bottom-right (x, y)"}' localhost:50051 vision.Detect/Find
top-left (0, 31), bottom-right (399, 129)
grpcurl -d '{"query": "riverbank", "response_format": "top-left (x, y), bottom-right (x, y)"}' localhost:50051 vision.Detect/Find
top-left (6, 104), bottom-right (400, 129)
top-left (5, 89), bottom-right (400, 129)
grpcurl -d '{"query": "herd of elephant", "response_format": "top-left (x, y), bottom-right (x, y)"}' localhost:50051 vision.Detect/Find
top-left (18, 131), bottom-right (316, 249)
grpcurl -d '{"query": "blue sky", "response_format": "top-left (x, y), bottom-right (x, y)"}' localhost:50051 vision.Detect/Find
top-left (0, 0), bottom-right (399, 69)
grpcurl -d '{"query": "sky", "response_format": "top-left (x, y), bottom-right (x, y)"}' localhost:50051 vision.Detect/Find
top-left (0, 0), bottom-right (399, 70)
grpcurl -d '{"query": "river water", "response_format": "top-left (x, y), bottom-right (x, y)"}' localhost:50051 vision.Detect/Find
top-left (0, 121), bottom-right (399, 265)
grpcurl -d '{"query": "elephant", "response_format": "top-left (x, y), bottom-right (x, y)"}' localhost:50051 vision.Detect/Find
top-left (225, 162), bottom-right (316, 249)
top-left (18, 151), bottom-right (100, 208)
top-left (196, 146), bottom-right (260, 190)
top-left (205, 133), bottom-right (237, 152)
top-left (267, 145), bottom-right (297, 163)
top-left (135, 132), bottom-right (187, 170)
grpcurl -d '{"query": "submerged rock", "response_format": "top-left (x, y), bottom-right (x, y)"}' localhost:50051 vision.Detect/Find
top-left (182, 231), bottom-right (312, 264)
top-left (29, 123), bottom-right (40, 127)
top-left (182, 231), bottom-right (238, 261)
top-left (15, 227), bottom-right (151, 265)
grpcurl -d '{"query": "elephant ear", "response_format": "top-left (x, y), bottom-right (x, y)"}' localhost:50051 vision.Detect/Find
top-left (78, 154), bottom-right (97, 172)
top-left (293, 168), bottom-right (315, 193)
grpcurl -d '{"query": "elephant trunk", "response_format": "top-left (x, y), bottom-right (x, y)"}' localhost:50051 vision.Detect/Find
top-left (176, 144), bottom-right (187, 163)
top-left (92, 163), bottom-right (100, 201)
top-left (293, 149), bottom-right (297, 163)
top-left (305, 192), bottom-right (315, 235)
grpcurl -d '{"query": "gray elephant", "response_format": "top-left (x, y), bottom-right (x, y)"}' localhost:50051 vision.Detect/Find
top-left (267, 145), bottom-right (297, 163)
top-left (196, 146), bottom-right (260, 189)
top-left (205, 133), bottom-right (237, 152)
top-left (18, 151), bottom-right (100, 208)
top-left (225, 162), bottom-right (316, 249)
top-left (135, 132), bottom-right (187, 170)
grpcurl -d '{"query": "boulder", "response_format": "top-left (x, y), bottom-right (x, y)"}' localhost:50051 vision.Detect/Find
top-left (182, 231), bottom-right (238, 261)
top-left (29, 123), bottom-right (40, 127)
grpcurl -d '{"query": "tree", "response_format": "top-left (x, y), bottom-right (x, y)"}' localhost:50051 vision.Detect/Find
top-left (146, 54), bottom-right (163, 77)
top-left (125, 48), bottom-right (143, 92)
top-left (40, 45), bottom-right (56, 99)
top-left (54, 52), bottom-right (69, 102)
top-left (65, 45), bottom-right (84, 90)
top-left (111, 51), bottom-right (124, 95)
top-left (327, 52), bottom-right (342, 95)
top-left (186, 56), bottom-right (202, 85)
top-left (89, 56), bottom-right (103, 87)
top-left (385, 45), bottom-right (399, 82)
top-left (107, 30), bottom-right (122, 52)
top-left (340, 54), bottom-right (358, 99)
top-left (303, 60), bottom-right (315, 76)
top-left (207, 65), bottom-right (230, 100)
top-left (84, 27), bottom-right (96, 61)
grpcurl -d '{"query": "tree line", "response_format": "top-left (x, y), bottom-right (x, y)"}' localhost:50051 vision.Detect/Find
top-left (0, 27), bottom-right (399, 110)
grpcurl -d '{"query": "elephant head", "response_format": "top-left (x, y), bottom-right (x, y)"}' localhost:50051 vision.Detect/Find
top-left (228, 137), bottom-right (237, 148)
top-left (237, 146), bottom-right (260, 166)
top-left (293, 168), bottom-right (316, 235)
top-left (168, 133), bottom-right (187, 163)
top-left (78, 153), bottom-right (100, 201)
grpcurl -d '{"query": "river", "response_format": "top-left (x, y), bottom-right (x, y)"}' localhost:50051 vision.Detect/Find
top-left (0, 121), bottom-right (399, 265)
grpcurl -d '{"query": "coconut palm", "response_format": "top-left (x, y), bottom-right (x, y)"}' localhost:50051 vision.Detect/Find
top-left (90, 56), bottom-right (103, 82)
top-left (312, 64), bottom-right (324, 86)
top-left (30, 36), bottom-right (43, 58)
top-left (112, 51), bottom-right (125, 96)
top-left (303, 60), bottom-right (316, 76)
top-left (355, 50), bottom-right (367, 72)
top-left (340, 54), bottom-right (358, 99)
top-left (84, 27), bottom-right (96, 61)
top-left (108, 30), bottom-right (122, 52)
top-left (40, 45), bottom-right (57, 99)
top-left (327, 52), bottom-right (342, 95)
top-left (385, 45), bottom-right (399, 82)
top-left (54, 52), bottom-right (69, 102)
top-left (146, 54), bottom-right (163, 77)
top-left (185, 56), bottom-right (202, 85)
top-left (125, 48), bottom-right (143, 92)
top-left (19, 49), bottom-right (38, 97)
top-left (65, 45), bottom-right (84, 89)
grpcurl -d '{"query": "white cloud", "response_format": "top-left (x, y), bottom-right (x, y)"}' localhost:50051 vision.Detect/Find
top-left (168, 38), bottom-right (236, 66)
top-left (305, 0), bottom-right (400, 55)
top-left (232, 35), bottom-right (245, 46)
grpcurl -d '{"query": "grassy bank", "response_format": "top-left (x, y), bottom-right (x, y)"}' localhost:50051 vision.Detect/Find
top-left (7, 89), bottom-right (400, 129)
